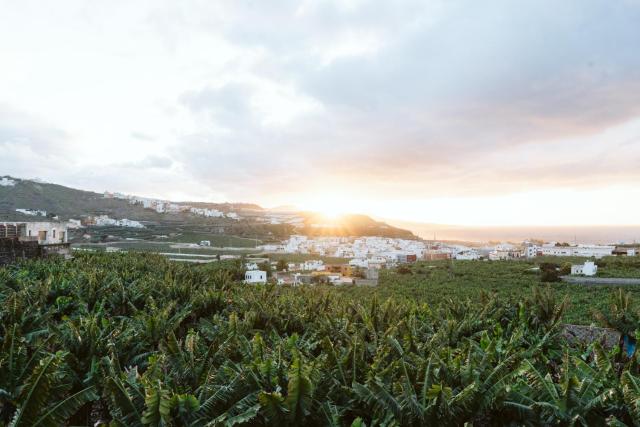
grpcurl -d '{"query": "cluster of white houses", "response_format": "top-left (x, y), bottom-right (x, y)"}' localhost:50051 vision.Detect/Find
top-left (103, 191), bottom-right (240, 219)
top-left (265, 236), bottom-right (634, 265)
top-left (524, 243), bottom-right (624, 258)
top-left (248, 236), bottom-right (639, 284)
top-left (84, 215), bottom-right (145, 228)
top-left (243, 258), bottom-right (378, 286)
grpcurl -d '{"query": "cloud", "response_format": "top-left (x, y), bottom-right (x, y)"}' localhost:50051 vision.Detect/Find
top-left (2, 0), bottom-right (640, 218)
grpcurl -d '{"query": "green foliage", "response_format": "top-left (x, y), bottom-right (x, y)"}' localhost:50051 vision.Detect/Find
top-left (276, 259), bottom-right (288, 272)
top-left (540, 262), bottom-right (560, 283)
top-left (3, 252), bottom-right (640, 425)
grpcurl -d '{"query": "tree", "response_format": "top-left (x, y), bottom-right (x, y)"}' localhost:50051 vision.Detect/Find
top-left (539, 262), bottom-right (560, 282)
top-left (258, 261), bottom-right (272, 277)
top-left (276, 259), bottom-right (288, 272)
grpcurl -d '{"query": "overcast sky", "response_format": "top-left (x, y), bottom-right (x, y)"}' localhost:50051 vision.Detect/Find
top-left (2, 0), bottom-right (640, 225)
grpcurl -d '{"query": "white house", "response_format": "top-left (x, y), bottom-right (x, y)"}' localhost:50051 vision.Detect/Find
top-left (16, 208), bottom-right (47, 217)
top-left (571, 261), bottom-right (598, 276)
top-left (245, 262), bottom-right (259, 270)
top-left (92, 215), bottom-right (144, 228)
top-left (527, 244), bottom-right (614, 259)
top-left (455, 250), bottom-right (480, 260)
top-left (0, 177), bottom-right (16, 186)
top-left (67, 219), bottom-right (83, 229)
top-left (244, 270), bottom-right (267, 284)
top-left (0, 221), bottom-right (68, 245)
top-left (302, 260), bottom-right (325, 271)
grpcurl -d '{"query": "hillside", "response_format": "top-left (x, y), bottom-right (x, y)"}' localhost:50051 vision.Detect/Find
top-left (0, 176), bottom-right (416, 239)
top-left (0, 177), bottom-right (161, 221)
top-left (301, 213), bottom-right (415, 239)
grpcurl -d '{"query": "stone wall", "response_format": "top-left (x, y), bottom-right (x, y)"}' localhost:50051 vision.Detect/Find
top-left (0, 238), bottom-right (41, 265)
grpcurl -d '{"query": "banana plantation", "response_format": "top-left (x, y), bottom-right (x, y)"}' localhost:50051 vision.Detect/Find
top-left (4, 252), bottom-right (640, 426)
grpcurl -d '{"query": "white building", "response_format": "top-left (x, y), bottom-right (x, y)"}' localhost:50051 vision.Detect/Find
top-left (0, 177), bottom-right (16, 187)
top-left (67, 219), bottom-right (83, 229)
top-left (571, 261), bottom-right (598, 276)
top-left (455, 249), bottom-right (480, 260)
top-left (245, 262), bottom-right (259, 270)
top-left (531, 244), bottom-right (615, 258)
top-left (525, 246), bottom-right (540, 258)
top-left (0, 222), bottom-right (68, 245)
top-left (302, 260), bottom-right (325, 271)
top-left (93, 215), bottom-right (144, 228)
top-left (244, 270), bottom-right (267, 284)
top-left (16, 208), bottom-right (47, 217)
top-left (190, 207), bottom-right (224, 218)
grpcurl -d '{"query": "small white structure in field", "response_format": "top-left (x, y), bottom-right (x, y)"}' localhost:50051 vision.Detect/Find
top-left (244, 270), bottom-right (267, 284)
top-left (245, 262), bottom-right (259, 270)
top-left (199, 240), bottom-right (211, 246)
top-left (571, 261), bottom-right (598, 276)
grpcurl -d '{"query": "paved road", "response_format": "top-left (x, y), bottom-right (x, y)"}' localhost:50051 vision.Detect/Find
top-left (561, 276), bottom-right (640, 285)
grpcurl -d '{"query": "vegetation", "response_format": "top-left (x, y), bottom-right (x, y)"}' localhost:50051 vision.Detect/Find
top-left (4, 253), bottom-right (640, 425)
top-left (358, 259), bottom-right (640, 325)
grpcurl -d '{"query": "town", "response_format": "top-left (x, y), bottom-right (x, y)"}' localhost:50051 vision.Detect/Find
top-left (3, 218), bottom-right (636, 287)
top-left (238, 235), bottom-right (634, 284)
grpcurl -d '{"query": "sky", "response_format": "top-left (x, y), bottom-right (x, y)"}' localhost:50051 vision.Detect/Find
top-left (2, 0), bottom-right (640, 226)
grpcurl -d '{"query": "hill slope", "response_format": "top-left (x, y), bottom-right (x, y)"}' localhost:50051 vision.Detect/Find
top-left (0, 177), bottom-right (163, 221)
top-left (0, 176), bottom-right (416, 239)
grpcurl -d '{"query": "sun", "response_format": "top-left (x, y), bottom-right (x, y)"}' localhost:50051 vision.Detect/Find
top-left (296, 196), bottom-right (349, 220)
top-left (319, 207), bottom-right (343, 220)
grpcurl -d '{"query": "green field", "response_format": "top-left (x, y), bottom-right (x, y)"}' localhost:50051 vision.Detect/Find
top-left (5, 253), bottom-right (640, 425)
top-left (73, 241), bottom-right (262, 255)
top-left (359, 258), bottom-right (640, 325)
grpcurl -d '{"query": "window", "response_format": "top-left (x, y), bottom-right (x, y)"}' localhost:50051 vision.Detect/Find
top-left (53, 229), bottom-right (56, 238)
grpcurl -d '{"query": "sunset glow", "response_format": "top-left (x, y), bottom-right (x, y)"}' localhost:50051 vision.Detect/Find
top-left (2, 1), bottom-right (640, 228)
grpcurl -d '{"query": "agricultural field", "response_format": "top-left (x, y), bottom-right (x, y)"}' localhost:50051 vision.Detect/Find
top-left (4, 253), bottom-right (640, 425)
top-left (367, 258), bottom-right (640, 324)
top-left (72, 241), bottom-right (261, 256)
